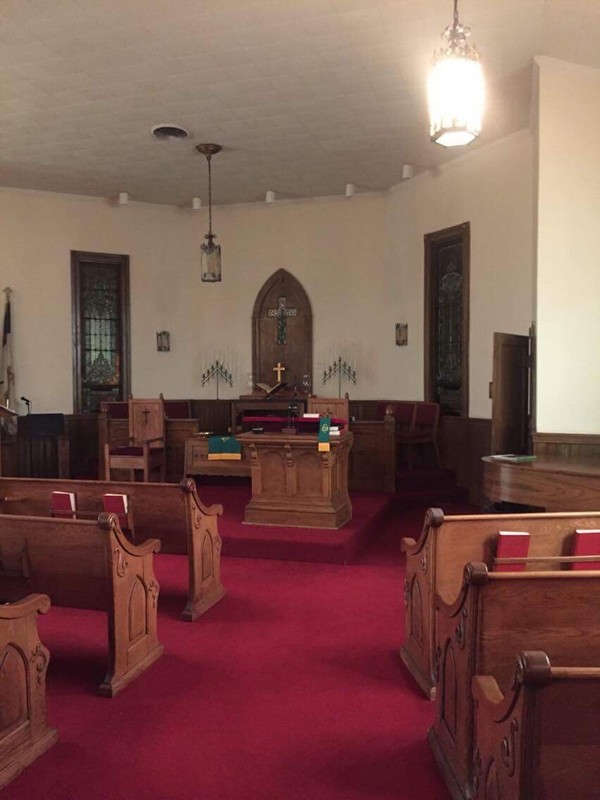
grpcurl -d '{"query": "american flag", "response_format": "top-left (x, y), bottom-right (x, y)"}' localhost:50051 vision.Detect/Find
top-left (0, 288), bottom-right (15, 415)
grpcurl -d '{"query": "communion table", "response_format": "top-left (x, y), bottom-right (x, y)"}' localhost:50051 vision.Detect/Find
top-left (237, 421), bottom-right (353, 529)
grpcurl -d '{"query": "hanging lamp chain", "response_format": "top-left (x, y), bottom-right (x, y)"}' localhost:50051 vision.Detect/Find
top-left (207, 153), bottom-right (213, 239)
top-left (436, 0), bottom-right (479, 61)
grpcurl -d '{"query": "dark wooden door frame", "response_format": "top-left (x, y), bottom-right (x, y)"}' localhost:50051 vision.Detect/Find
top-left (71, 250), bottom-right (131, 414)
top-left (424, 222), bottom-right (470, 417)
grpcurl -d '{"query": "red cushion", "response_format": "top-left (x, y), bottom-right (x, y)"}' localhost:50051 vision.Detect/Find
top-left (109, 446), bottom-right (164, 456)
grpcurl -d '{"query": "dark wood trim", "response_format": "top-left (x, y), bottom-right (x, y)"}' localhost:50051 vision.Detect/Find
top-left (71, 251), bottom-right (131, 414)
top-left (424, 222), bottom-right (470, 418)
top-left (533, 432), bottom-right (600, 445)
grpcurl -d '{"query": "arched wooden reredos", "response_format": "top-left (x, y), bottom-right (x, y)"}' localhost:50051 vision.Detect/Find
top-left (252, 269), bottom-right (313, 391)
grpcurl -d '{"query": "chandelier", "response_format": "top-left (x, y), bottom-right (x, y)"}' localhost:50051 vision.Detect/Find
top-left (196, 143), bottom-right (222, 282)
top-left (428, 0), bottom-right (484, 147)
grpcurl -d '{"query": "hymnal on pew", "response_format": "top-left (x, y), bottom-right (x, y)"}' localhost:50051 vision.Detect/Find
top-left (102, 493), bottom-right (130, 530)
top-left (51, 491), bottom-right (76, 518)
top-left (494, 531), bottom-right (530, 571)
top-left (571, 529), bottom-right (600, 570)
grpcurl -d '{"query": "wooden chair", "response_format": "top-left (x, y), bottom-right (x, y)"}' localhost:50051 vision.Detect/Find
top-left (306, 396), bottom-right (349, 420)
top-left (396, 401), bottom-right (441, 469)
top-left (104, 397), bottom-right (166, 482)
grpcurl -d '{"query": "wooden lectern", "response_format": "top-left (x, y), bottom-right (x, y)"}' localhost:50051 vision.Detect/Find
top-left (0, 405), bottom-right (17, 476)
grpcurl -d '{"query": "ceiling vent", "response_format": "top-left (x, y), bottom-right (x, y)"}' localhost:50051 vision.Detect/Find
top-left (151, 124), bottom-right (189, 141)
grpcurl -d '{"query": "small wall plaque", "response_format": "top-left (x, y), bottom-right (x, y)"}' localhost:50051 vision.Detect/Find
top-left (395, 323), bottom-right (408, 346)
top-left (156, 331), bottom-right (170, 352)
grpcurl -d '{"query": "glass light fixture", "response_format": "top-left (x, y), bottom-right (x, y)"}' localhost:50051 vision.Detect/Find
top-left (196, 143), bottom-right (222, 282)
top-left (428, 0), bottom-right (484, 147)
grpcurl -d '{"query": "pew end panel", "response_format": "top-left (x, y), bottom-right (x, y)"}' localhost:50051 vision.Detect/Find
top-left (472, 652), bottom-right (600, 800)
top-left (0, 593), bottom-right (58, 789)
top-left (0, 511), bottom-right (163, 697)
top-left (400, 507), bottom-right (444, 699)
top-left (179, 479), bottom-right (225, 621)
top-left (400, 508), bottom-right (600, 700)
top-left (430, 563), bottom-right (600, 800)
top-left (99, 512), bottom-right (164, 697)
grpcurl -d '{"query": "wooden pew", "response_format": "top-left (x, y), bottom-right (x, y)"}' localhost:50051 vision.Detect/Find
top-left (429, 563), bottom-right (600, 800)
top-left (0, 476), bottom-right (225, 621)
top-left (0, 594), bottom-right (58, 789)
top-left (0, 512), bottom-right (163, 696)
top-left (400, 508), bottom-right (600, 698)
top-left (472, 651), bottom-right (600, 800)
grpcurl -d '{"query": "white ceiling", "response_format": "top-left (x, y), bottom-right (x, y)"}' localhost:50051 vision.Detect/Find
top-left (0, 0), bottom-right (597, 206)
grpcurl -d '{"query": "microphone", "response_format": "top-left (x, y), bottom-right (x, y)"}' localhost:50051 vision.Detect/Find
top-left (20, 396), bottom-right (31, 404)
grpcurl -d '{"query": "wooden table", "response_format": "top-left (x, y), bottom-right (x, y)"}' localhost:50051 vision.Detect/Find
top-left (481, 455), bottom-right (600, 511)
top-left (237, 429), bottom-right (353, 528)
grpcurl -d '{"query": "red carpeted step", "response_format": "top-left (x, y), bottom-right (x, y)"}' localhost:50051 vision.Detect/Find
top-left (197, 483), bottom-right (393, 564)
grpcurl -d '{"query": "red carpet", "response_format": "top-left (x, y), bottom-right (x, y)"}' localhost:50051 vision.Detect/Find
top-left (3, 502), bottom-right (455, 800)
top-left (197, 483), bottom-right (393, 564)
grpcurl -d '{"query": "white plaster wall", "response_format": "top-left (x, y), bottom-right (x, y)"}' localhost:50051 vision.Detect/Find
top-left (385, 130), bottom-right (535, 419)
top-left (0, 129), bottom-right (534, 417)
top-left (0, 187), bottom-right (387, 412)
top-left (535, 57), bottom-right (600, 434)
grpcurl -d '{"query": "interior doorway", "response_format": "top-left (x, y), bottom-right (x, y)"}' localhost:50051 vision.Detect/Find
top-left (490, 331), bottom-right (531, 455)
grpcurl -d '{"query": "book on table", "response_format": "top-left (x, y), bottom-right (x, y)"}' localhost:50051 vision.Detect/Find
top-left (494, 531), bottom-right (530, 571)
top-left (490, 454), bottom-right (537, 463)
top-left (51, 491), bottom-right (76, 518)
top-left (571, 529), bottom-right (600, 570)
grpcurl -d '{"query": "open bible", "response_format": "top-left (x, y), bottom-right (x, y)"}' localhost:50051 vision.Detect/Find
top-left (254, 381), bottom-right (287, 396)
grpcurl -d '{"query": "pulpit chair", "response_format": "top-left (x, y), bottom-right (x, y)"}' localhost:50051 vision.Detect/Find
top-left (306, 396), bottom-right (350, 421)
top-left (396, 401), bottom-right (441, 469)
top-left (104, 397), bottom-right (166, 482)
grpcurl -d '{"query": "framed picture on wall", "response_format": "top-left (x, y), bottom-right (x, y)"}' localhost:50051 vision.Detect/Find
top-left (156, 331), bottom-right (170, 352)
top-left (395, 323), bottom-right (408, 346)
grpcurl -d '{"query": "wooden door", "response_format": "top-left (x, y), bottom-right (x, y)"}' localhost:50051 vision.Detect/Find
top-left (490, 333), bottom-right (530, 455)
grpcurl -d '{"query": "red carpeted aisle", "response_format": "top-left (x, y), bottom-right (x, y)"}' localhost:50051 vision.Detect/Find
top-left (4, 503), bottom-right (456, 800)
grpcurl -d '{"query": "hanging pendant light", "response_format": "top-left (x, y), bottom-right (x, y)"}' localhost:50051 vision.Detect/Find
top-left (428, 0), bottom-right (484, 147)
top-left (196, 143), bottom-right (222, 282)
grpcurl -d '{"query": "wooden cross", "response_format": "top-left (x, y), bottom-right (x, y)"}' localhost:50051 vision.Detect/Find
top-left (142, 407), bottom-right (150, 424)
top-left (273, 362), bottom-right (286, 383)
top-left (267, 295), bottom-right (297, 345)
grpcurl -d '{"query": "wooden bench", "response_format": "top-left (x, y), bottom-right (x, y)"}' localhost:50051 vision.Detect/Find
top-left (0, 512), bottom-right (163, 697)
top-left (185, 435), bottom-right (251, 479)
top-left (0, 594), bottom-right (58, 789)
top-left (400, 508), bottom-right (600, 698)
top-left (429, 563), bottom-right (600, 800)
top-left (0, 476), bottom-right (225, 622)
top-left (473, 651), bottom-right (600, 800)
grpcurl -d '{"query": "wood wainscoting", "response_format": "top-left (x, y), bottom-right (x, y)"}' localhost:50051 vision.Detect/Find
top-left (533, 432), bottom-right (600, 460)
top-left (438, 416), bottom-right (491, 505)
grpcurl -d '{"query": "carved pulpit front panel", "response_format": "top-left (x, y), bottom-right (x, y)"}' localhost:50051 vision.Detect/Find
top-left (252, 269), bottom-right (313, 392)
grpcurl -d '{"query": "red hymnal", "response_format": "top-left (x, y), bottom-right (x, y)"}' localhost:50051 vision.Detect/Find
top-left (102, 493), bottom-right (130, 529)
top-left (494, 531), bottom-right (530, 572)
top-left (51, 491), bottom-right (76, 518)
top-left (571, 529), bottom-right (600, 570)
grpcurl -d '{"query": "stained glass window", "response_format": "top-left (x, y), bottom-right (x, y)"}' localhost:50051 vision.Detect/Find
top-left (71, 252), bottom-right (130, 413)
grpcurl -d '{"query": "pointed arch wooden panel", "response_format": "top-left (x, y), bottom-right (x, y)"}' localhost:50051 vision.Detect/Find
top-left (252, 269), bottom-right (313, 390)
